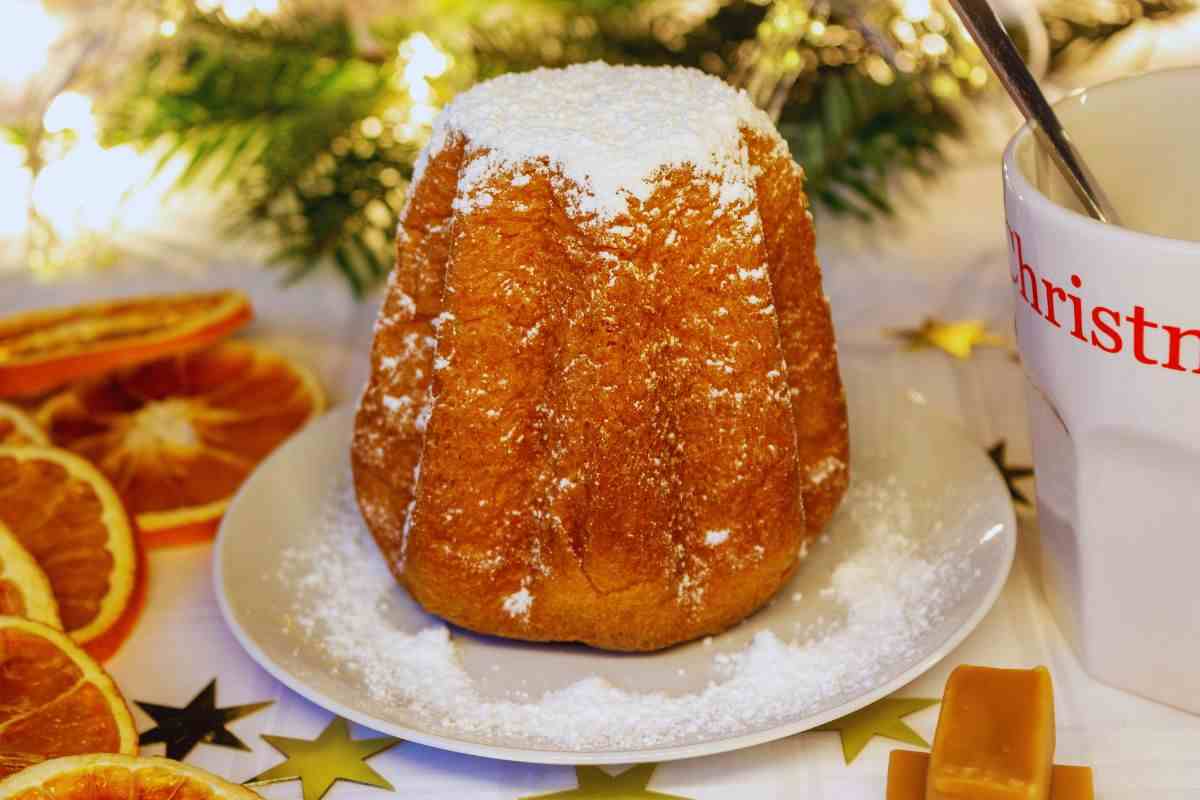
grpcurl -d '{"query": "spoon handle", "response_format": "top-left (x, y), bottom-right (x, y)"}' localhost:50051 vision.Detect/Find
top-left (949, 0), bottom-right (1122, 225)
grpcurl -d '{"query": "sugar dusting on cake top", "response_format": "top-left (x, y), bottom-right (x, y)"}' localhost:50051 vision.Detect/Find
top-left (419, 62), bottom-right (782, 220)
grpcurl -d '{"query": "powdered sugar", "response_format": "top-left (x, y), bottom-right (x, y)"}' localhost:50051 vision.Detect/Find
top-left (423, 62), bottom-right (779, 220)
top-left (704, 529), bottom-right (731, 546)
top-left (502, 588), bottom-right (534, 619)
top-left (382, 395), bottom-right (410, 414)
top-left (808, 455), bottom-right (847, 486)
top-left (282, 474), bottom-right (977, 751)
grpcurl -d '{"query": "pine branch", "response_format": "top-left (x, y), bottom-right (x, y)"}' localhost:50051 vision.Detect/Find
top-left (779, 71), bottom-right (957, 219)
top-left (97, 0), bottom-right (967, 293)
top-left (101, 9), bottom-right (400, 295)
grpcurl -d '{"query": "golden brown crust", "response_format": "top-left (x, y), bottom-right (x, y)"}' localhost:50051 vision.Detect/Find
top-left (352, 125), bottom-right (848, 652)
top-left (746, 131), bottom-right (850, 532)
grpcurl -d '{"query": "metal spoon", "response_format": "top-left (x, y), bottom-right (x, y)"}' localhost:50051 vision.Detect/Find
top-left (949, 0), bottom-right (1122, 225)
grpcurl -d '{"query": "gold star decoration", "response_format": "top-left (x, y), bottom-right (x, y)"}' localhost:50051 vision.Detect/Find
top-left (893, 318), bottom-right (1007, 359)
top-left (137, 679), bottom-right (273, 760)
top-left (812, 697), bottom-right (940, 764)
top-left (988, 441), bottom-right (1035, 506)
top-left (246, 717), bottom-right (402, 800)
top-left (520, 765), bottom-right (692, 799)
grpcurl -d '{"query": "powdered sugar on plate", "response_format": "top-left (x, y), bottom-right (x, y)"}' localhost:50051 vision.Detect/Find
top-left (281, 473), bottom-right (975, 752)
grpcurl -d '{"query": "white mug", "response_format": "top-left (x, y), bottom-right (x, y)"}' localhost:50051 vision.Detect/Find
top-left (1003, 67), bottom-right (1200, 712)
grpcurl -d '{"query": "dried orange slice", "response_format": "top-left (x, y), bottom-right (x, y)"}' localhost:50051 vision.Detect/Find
top-left (0, 291), bottom-right (253, 398)
top-left (39, 342), bottom-right (324, 545)
top-left (0, 525), bottom-right (61, 629)
top-left (0, 617), bottom-right (137, 779)
top-left (0, 404), bottom-right (46, 446)
top-left (0, 755), bottom-right (263, 800)
top-left (0, 448), bottom-right (136, 644)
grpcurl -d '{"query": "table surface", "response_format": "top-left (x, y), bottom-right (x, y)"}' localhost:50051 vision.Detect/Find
top-left (3, 159), bottom-right (1198, 800)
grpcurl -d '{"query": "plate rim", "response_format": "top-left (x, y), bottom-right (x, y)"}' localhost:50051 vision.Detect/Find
top-left (214, 402), bottom-right (1016, 765)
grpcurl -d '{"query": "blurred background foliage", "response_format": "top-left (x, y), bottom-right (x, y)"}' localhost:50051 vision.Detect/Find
top-left (2, 0), bottom-right (1195, 292)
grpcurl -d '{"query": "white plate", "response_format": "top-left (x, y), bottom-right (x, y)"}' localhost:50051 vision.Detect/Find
top-left (215, 366), bottom-right (1015, 764)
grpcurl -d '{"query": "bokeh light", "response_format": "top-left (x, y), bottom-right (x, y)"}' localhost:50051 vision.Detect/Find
top-left (32, 143), bottom-right (145, 239)
top-left (42, 92), bottom-right (96, 137)
top-left (0, 1), bottom-right (62, 91)
top-left (396, 33), bottom-right (453, 141)
top-left (197, 0), bottom-right (281, 21)
top-left (29, 89), bottom-right (168, 249)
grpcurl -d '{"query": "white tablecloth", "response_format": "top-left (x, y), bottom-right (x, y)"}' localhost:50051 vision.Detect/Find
top-left (3, 160), bottom-right (1198, 800)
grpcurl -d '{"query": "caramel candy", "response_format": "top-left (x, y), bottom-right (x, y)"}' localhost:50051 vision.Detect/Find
top-left (1050, 766), bottom-right (1095, 800)
top-left (888, 750), bottom-right (932, 800)
top-left (927, 666), bottom-right (1055, 800)
top-left (887, 751), bottom-right (1095, 800)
